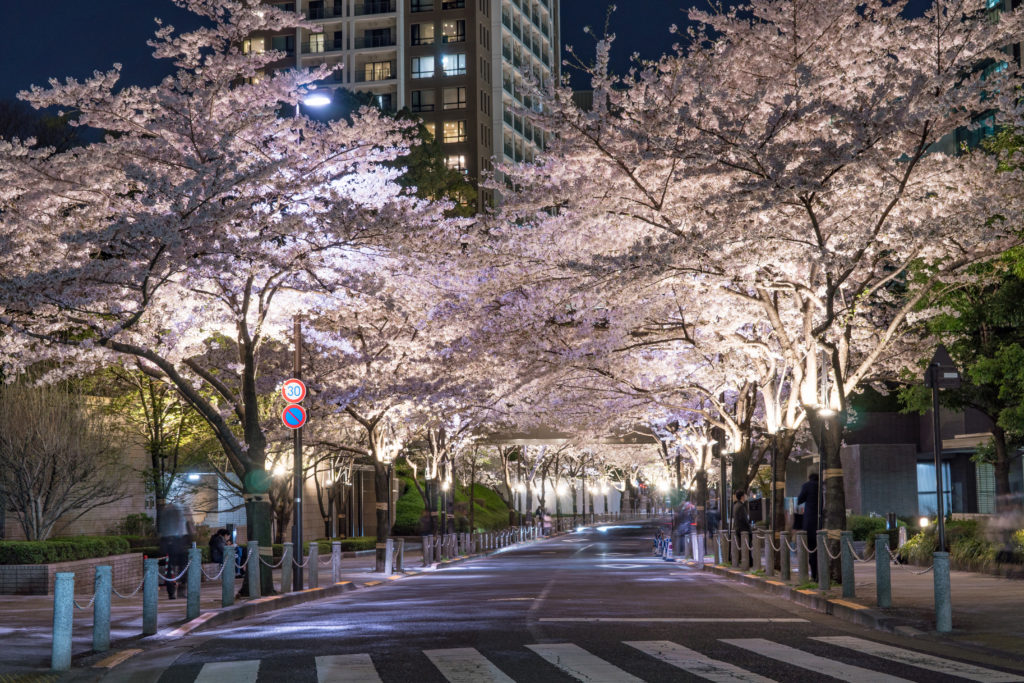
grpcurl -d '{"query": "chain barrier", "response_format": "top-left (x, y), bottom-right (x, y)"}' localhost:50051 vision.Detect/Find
top-left (112, 575), bottom-right (147, 599)
top-left (73, 594), bottom-right (97, 610)
top-left (765, 534), bottom-right (781, 553)
top-left (319, 551), bottom-right (334, 565)
top-left (293, 552), bottom-right (311, 568)
top-left (784, 537), bottom-right (797, 553)
top-left (236, 546), bottom-right (254, 570)
top-left (823, 539), bottom-right (842, 561)
top-left (798, 534), bottom-right (814, 553)
top-left (887, 545), bottom-right (934, 574)
top-left (157, 558), bottom-right (192, 583)
top-left (845, 539), bottom-right (876, 563)
top-left (742, 534), bottom-right (754, 550)
top-left (201, 561), bottom-right (227, 581)
top-left (259, 555), bottom-right (285, 569)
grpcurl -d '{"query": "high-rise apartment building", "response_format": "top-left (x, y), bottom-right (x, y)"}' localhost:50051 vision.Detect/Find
top-left (256, 0), bottom-right (559, 208)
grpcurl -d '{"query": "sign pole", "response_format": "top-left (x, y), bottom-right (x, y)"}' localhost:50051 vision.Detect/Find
top-left (929, 364), bottom-right (946, 553)
top-left (292, 316), bottom-right (303, 592)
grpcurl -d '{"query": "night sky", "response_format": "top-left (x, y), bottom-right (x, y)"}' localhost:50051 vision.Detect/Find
top-left (0, 1), bottom-right (698, 100)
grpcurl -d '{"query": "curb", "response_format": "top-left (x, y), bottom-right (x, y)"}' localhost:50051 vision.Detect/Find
top-left (685, 560), bottom-right (927, 634)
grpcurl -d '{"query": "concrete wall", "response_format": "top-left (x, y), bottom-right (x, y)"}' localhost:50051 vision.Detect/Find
top-left (0, 552), bottom-right (143, 596)
top-left (841, 443), bottom-right (918, 518)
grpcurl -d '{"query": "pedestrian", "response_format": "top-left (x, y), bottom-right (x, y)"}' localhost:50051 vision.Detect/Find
top-left (209, 528), bottom-right (230, 565)
top-left (732, 490), bottom-right (751, 537)
top-left (797, 472), bottom-right (820, 581)
top-left (158, 501), bottom-right (195, 600)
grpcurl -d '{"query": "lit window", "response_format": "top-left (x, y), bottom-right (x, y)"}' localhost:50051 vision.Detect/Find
top-left (442, 86), bottom-right (467, 110)
top-left (364, 60), bottom-right (393, 81)
top-left (445, 154), bottom-right (467, 172)
top-left (307, 33), bottom-right (325, 53)
top-left (411, 89), bottom-right (436, 112)
top-left (442, 20), bottom-right (466, 43)
top-left (411, 22), bottom-right (435, 45)
top-left (412, 56), bottom-right (435, 79)
top-left (442, 53), bottom-right (466, 76)
top-left (424, 122), bottom-right (437, 140)
top-left (443, 120), bottom-right (467, 143)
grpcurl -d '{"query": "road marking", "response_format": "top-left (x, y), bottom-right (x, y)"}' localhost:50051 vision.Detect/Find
top-left (486, 597), bottom-right (538, 601)
top-left (625, 640), bottom-right (776, 682)
top-left (595, 563), bottom-right (647, 569)
top-left (92, 649), bottom-right (143, 668)
top-left (526, 643), bottom-right (642, 682)
top-left (315, 654), bottom-right (382, 682)
top-left (539, 618), bottom-right (808, 624)
top-left (424, 647), bottom-right (515, 683)
top-left (722, 639), bottom-right (911, 683)
top-left (813, 637), bottom-right (1024, 682)
top-left (193, 659), bottom-right (260, 683)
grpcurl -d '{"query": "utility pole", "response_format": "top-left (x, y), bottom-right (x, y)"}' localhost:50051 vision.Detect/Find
top-left (292, 316), bottom-right (303, 592)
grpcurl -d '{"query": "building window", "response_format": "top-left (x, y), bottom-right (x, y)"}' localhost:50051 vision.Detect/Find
top-left (445, 154), bottom-right (467, 173)
top-left (442, 19), bottom-right (466, 43)
top-left (364, 60), bottom-right (393, 81)
top-left (424, 122), bottom-right (436, 140)
top-left (271, 35), bottom-right (296, 54)
top-left (442, 53), bottom-right (466, 76)
top-left (443, 120), bottom-right (467, 143)
top-left (412, 56), bottom-right (435, 79)
top-left (307, 33), bottom-right (325, 53)
top-left (917, 462), bottom-right (952, 516)
top-left (242, 37), bottom-right (264, 54)
top-left (411, 0), bottom-right (433, 11)
top-left (411, 90), bottom-right (436, 112)
top-left (376, 93), bottom-right (394, 111)
top-left (443, 86), bottom-right (467, 109)
top-left (442, 0), bottom-right (465, 8)
top-left (411, 22), bottom-right (435, 45)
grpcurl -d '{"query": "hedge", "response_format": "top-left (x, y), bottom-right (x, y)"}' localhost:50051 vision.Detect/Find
top-left (0, 536), bottom-right (131, 565)
top-left (898, 520), bottom-right (1020, 568)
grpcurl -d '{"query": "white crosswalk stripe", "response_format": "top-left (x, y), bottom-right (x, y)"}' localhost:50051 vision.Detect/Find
top-left (813, 637), bottom-right (1024, 683)
top-left (625, 640), bottom-right (776, 682)
top-left (424, 647), bottom-right (515, 683)
top-left (193, 659), bottom-right (260, 683)
top-left (315, 654), bottom-right (383, 682)
top-left (722, 638), bottom-right (912, 683)
top-left (525, 643), bottom-right (643, 682)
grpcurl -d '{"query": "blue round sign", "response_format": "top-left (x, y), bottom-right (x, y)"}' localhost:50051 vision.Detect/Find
top-left (281, 404), bottom-right (307, 429)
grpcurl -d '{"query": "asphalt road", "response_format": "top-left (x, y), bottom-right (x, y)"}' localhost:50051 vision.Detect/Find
top-left (93, 521), bottom-right (1024, 683)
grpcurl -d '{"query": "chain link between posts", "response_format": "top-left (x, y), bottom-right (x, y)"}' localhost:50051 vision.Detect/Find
top-left (765, 534), bottom-right (781, 553)
top-left (236, 546), bottom-right (255, 570)
top-left (293, 551), bottom-right (311, 568)
top-left (845, 538), bottom-right (876, 563)
top-left (259, 555), bottom-right (285, 569)
top-left (201, 561), bottom-right (227, 580)
top-left (112, 575), bottom-right (147, 599)
top-left (157, 558), bottom-right (192, 583)
top-left (73, 594), bottom-right (97, 610)
top-left (887, 544), bottom-right (934, 574)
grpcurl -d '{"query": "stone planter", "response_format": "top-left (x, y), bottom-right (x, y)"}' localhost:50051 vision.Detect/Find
top-left (0, 552), bottom-right (144, 595)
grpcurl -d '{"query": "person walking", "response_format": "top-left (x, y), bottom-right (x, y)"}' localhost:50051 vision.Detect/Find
top-left (797, 472), bottom-right (820, 581)
top-left (731, 491), bottom-right (751, 537)
top-left (158, 502), bottom-right (195, 599)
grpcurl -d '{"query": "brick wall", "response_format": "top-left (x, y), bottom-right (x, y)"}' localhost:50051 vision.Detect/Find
top-left (0, 552), bottom-right (144, 595)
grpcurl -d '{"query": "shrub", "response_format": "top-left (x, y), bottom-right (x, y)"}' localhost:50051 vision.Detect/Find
top-left (393, 476), bottom-right (427, 535)
top-left (112, 513), bottom-right (155, 538)
top-left (0, 535), bottom-right (131, 564)
top-left (1012, 529), bottom-right (1024, 555)
top-left (899, 520), bottom-right (1000, 569)
top-left (311, 537), bottom-right (378, 554)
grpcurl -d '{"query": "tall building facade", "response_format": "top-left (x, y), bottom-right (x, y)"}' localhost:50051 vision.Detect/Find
top-left (258, 0), bottom-right (559, 207)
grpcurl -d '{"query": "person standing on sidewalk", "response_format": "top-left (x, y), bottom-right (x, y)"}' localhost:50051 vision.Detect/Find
top-left (732, 491), bottom-right (751, 538)
top-left (797, 472), bottom-right (820, 582)
top-left (158, 502), bottom-right (195, 599)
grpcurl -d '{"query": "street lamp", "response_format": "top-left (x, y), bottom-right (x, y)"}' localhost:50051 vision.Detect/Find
top-left (302, 92), bottom-right (332, 108)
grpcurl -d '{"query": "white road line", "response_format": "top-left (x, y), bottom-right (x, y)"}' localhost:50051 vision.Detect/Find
top-left (315, 654), bottom-right (383, 683)
top-left (813, 637), bottom-right (1024, 683)
top-left (722, 639), bottom-right (911, 683)
top-left (539, 618), bottom-right (808, 623)
top-left (193, 660), bottom-right (260, 683)
top-left (424, 647), bottom-right (515, 683)
top-left (526, 643), bottom-right (642, 682)
top-left (626, 640), bottom-right (776, 682)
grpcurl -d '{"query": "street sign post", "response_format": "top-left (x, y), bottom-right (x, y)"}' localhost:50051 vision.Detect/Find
top-left (282, 378), bottom-right (306, 403)
top-left (281, 404), bottom-right (307, 430)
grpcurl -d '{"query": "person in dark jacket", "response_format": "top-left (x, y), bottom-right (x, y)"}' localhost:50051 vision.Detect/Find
top-left (732, 491), bottom-right (751, 536)
top-left (209, 528), bottom-right (229, 565)
top-left (797, 472), bottom-right (820, 581)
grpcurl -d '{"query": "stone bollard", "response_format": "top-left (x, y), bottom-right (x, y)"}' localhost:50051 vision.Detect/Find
top-left (308, 543), bottom-right (319, 589)
top-left (875, 534), bottom-right (891, 608)
top-left (281, 543), bottom-right (293, 594)
top-left (695, 534), bottom-right (705, 567)
top-left (186, 546), bottom-right (201, 620)
top-left (741, 532), bottom-right (751, 570)
top-left (331, 541), bottom-right (341, 584)
top-left (142, 558), bottom-right (159, 635)
top-left (51, 572), bottom-right (74, 670)
top-left (795, 531), bottom-right (808, 585)
top-left (817, 530), bottom-right (830, 591)
top-left (395, 539), bottom-right (405, 572)
top-left (222, 550), bottom-right (236, 606)
top-left (248, 542), bottom-right (262, 599)
top-left (383, 539), bottom-right (394, 574)
top-left (765, 535), bottom-right (775, 578)
top-left (934, 551), bottom-right (952, 633)
top-left (714, 531), bottom-right (723, 565)
top-left (780, 531), bottom-right (791, 581)
top-left (422, 536), bottom-right (432, 566)
top-left (840, 531), bottom-right (855, 598)
top-left (93, 565), bottom-right (112, 653)
top-left (752, 531), bottom-right (763, 572)
top-left (731, 532), bottom-right (741, 569)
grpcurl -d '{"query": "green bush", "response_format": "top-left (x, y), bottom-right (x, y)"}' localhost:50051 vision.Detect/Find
top-left (454, 483), bottom-right (512, 532)
top-left (310, 537), bottom-right (378, 554)
top-left (393, 476), bottom-right (427, 536)
top-left (899, 520), bottom-right (1001, 568)
top-left (111, 513), bottom-right (155, 538)
top-left (1013, 529), bottom-right (1024, 555)
top-left (0, 536), bottom-right (131, 564)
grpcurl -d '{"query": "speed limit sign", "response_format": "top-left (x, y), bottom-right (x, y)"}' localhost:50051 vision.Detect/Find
top-left (281, 378), bottom-right (306, 403)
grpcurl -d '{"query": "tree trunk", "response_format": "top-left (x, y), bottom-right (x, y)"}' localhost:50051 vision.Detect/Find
top-left (469, 457), bottom-right (476, 533)
top-left (992, 425), bottom-right (1012, 505)
top-left (771, 430), bottom-right (796, 569)
top-left (694, 469), bottom-right (708, 536)
top-left (807, 409), bottom-right (846, 583)
top-left (243, 467), bottom-right (275, 595)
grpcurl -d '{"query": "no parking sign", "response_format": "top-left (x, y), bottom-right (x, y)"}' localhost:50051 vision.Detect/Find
top-left (281, 404), bottom-right (307, 429)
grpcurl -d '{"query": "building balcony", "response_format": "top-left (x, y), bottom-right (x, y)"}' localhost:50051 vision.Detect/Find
top-left (355, 61), bottom-right (397, 82)
top-left (353, 0), bottom-right (397, 16)
top-left (302, 37), bottom-right (345, 55)
top-left (306, 4), bottom-right (343, 20)
top-left (353, 35), bottom-right (397, 49)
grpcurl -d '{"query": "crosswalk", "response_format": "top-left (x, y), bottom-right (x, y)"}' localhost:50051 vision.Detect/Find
top-left (167, 636), bottom-right (1024, 683)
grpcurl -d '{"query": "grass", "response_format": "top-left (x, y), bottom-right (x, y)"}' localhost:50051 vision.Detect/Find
top-left (795, 581), bottom-right (819, 590)
top-left (392, 476), bottom-right (512, 535)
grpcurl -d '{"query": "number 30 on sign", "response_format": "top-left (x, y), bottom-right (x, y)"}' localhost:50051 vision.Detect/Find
top-left (281, 378), bottom-right (306, 403)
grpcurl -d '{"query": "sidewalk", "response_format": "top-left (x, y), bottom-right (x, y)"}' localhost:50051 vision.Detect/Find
top-left (682, 549), bottom-right (1024, 658)
top-left (0, 548), bottom-right (432, 675)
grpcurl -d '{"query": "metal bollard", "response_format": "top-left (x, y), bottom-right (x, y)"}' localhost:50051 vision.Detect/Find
top-left (396, 539), bottom-right (405, 572)
top-left (332, 541), bottom-right (341, 584)
top-left (731, 532), bottom-right (741, 569)
top-left (875, 534), bottom-right (891, 608)
top-left (795, 531), bottom-right (808, 584)
top-left (186, 546), bottom-right (201, 620)
top-left (222, 551), bottom-right (235, 606)
top-left (714, 531), bottom-right (723, 565)
top-left (142, 558), bottom-right (158, 635)
top-left (282, 543), bottom-right (294, 593)
top-left (51, 572), bottom-right (74, 670)
top-left (934, 551), bottom-right (952, 632)
top-left (308, 544), bottom-right (319, 589)
top-left (752, 531), bottom-right (763, 572)
top-left (248, 542), bottom-right (262, 599)
top-left (840, 531), bottom-right (854, 598)
top-left (817, 531), bottom-right (830, 591)
top-left (695, 534), bottom-right (705, 567)
top-left (422, 536), bottom-right (432, 566)
top-left (741, 532), bottom-right (751, 570)
top-left (765, 535), bottom-right (775, 578)
top-left (93, 565), bottom-right (112, 653)
top-left (780, 531), bottom-right (791, 581)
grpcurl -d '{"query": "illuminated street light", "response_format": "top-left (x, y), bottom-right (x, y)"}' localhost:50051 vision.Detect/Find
top-left (302, 92), bottom-right (332, 108)
top-left (919, 517), bottom-right (930, 529)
